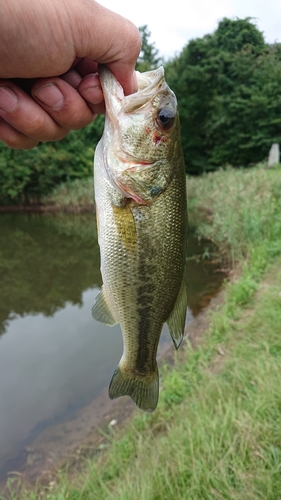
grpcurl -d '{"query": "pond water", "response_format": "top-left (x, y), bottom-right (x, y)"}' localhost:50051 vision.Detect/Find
top-left (0, 213), bottom-right (225, 484)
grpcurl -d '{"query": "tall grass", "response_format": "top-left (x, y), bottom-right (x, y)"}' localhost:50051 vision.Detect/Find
top-left (41, 177), bottom-right (94, 211)
top-left (3, 164), bottom-right (281, 500)
top-left (187, 164), bottom-right (281, 263)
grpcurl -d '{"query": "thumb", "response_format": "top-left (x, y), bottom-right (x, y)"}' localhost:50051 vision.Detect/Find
top-left (73, 1), bottom-right (141, 95)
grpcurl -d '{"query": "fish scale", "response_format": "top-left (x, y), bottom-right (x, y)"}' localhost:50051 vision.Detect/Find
top-left (92, 66), bottom-right (188, 412)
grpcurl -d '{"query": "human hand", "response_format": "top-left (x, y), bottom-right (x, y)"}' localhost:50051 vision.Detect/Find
top-left (0, 0), bottom-right (141, 149)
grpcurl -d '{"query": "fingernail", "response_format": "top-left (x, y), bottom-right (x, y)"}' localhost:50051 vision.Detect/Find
top-left (0, 87), bottom-right (18, 112)
top-left (35, 84), bottom-right (64, 109)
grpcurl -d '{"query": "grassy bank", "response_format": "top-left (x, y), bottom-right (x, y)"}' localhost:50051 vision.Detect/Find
top-left (4, 164), bottom-right (281, 499)
top-left (41, 177), bottom-right (95, 212)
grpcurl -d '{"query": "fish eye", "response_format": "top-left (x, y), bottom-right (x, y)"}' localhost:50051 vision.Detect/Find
top-left (156, 107), bottom-right (175, 130)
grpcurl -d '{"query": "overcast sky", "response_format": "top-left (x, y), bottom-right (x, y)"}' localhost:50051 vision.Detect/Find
top-left (98, 0), bottom-right (281, 59)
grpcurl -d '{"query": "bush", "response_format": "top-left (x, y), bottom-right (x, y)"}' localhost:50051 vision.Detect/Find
top-left (0, 116), bottom-right (104, 204)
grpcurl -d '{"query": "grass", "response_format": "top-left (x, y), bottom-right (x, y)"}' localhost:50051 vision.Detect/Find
top-left (187, 163), bottom-right (281, 263)
top-left (41, 177), bottom-right (94, 211)
top-left (3, 163), bottom-right (281, 499)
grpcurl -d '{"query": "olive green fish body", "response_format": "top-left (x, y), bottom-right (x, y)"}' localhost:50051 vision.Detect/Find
top-left (93, 67), bottom-right (188, 412)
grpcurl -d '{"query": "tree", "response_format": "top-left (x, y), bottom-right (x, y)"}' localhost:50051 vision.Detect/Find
top-left (166, 18), bottom-right (281, 174)
top-left (136, 25), bottom-right (162, 72)
top-left (0, 115), bottom-right (104, 204)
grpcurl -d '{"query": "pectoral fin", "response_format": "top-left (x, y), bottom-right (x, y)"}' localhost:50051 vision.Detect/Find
top-left (92, 287), bottom-right (118, 326)
top-left (167, 274), bottom-right (187, 349)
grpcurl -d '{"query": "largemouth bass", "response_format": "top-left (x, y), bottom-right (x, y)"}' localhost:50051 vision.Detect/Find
top-left (92, 66), bottom-right (188, 412)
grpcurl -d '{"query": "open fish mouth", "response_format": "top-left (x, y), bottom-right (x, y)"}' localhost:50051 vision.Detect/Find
top-left (122, 67), bottom-right (166, 113)
top-left (99, 65), bottom-right (177, 206)
top-left (99, 65), bottom-right (166, 117)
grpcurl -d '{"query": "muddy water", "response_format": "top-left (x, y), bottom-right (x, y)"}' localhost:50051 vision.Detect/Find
top-left (0, 213), bottom-right (225, 484)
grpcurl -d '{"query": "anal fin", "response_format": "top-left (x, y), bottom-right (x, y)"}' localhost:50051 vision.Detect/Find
top-left (167, 273), bottom-right (187, 349)
top-left (92, 286), bottom-right (117, 326)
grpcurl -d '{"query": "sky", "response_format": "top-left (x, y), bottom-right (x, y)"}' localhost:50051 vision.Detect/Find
top-left (97, 0), bottom-right (281, 59)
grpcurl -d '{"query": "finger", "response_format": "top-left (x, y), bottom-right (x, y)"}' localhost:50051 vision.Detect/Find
top-left (60, 62), bottom-right (99, 90)
top-left (75, 59), bottom-right (98, 77)
top-left (75, 3), bottom-right (141, 95)
top-left (107, 63), bottom-right (138, 96)
top-left (32, 77), bottom-right (95, 130)
top-left (0, 81), bottom-right (68, 142)
top-left (60, 69), bottom-right (105, 113)
top-left (0, 117), bottom-right (38, 149)
top-left (60, 69), bottom-right (82, 89)
top-left (78, 74), bottom-right (105, 114)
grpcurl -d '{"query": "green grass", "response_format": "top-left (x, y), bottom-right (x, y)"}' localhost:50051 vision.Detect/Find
top-left (187, 163), bottom-right (281, 263)
top-left (41, 177), bottom-right (94, 211)
top-left (3, 163), bottom-right (281, 499)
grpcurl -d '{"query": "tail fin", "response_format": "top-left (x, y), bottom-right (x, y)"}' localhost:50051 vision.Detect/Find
top-left (109, 367), bottom-right (159, 412)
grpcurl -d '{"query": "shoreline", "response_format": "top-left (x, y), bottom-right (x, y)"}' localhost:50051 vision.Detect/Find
top-left (0, 286), bottom-right (226, 494)
top-left (0, 204), bottom-right (95, 214)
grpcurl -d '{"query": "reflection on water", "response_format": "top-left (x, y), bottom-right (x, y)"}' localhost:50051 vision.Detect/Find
top-left (0, 214), bottom-right (100, 334)
top-left (0, 213), bottom-right (224, 482)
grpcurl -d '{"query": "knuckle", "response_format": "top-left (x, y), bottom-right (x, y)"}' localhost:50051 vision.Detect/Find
top-left (22, 112), bottom-right (67, 142)
top-left (25, 112), bottom-right (51, 137)
top-left (19, 140), bottom-right (39, 150)
top-left (0, 132), bottom-right (38, 150)
top-left (51, 128), bottom-right (68, 141)
top-left (0, 117), bottom-right (38, 149)
top-left (125, 21), bottom-right (142, 61)
top-left (70, 111), bottom-right (94, 130)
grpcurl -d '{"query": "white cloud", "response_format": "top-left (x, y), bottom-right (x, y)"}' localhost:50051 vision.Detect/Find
top-left (97, 0), bottom-right (281, 58)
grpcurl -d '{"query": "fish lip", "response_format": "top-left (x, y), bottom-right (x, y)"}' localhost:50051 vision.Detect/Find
top-left (99, 64), bottom-right (166, 115)
top-left (126, 162), bottom-right (153, 172)
top-left (123, 67), bottom-right (165, 113)
top-left (100, 65), bottom-right (166, 205)
top-left (117, 156), bottom-right (154, 171)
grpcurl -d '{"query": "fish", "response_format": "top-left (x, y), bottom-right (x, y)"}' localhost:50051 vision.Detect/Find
top-left (92, 65), bottom-right (188, 412)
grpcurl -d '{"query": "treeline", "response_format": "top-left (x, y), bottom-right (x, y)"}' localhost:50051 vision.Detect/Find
top-left (0, 115), bottom-right (104, 204)
top-left (1, 18), bottom-right (281, 203)
top-left (165, 18), bottom-right (281, 174)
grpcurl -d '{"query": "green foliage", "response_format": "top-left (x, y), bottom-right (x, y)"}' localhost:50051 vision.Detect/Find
top-left (136, 25), bottom-right (162, 72)
top-left (166, 18), bottom-right (281, 174)
top-left (0, 116), bottom-right (104, 204)
top-left (187, 165), bottom-right (281, 262)
top-left (42, 177), bottom-right (95, 209)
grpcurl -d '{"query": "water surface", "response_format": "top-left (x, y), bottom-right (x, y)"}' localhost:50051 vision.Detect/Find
top-left (0, 213), bottom-right (225, 482)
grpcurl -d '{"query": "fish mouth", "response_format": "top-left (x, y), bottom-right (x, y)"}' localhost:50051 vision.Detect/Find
top-left (117, 154), bottom-right (154, 170)
top-left (99, 65), bottom-right (166, 116)
top-left (99, 65), bottom-right (167, 205)
top-left (122, 67), bottom-right (165, 113)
